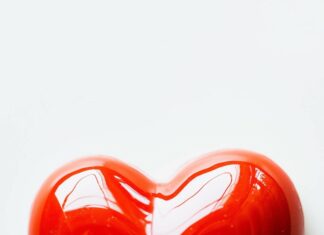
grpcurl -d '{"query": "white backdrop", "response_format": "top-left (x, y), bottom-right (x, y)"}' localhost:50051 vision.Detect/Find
top-left (0, 1), bottom-right (323, 234)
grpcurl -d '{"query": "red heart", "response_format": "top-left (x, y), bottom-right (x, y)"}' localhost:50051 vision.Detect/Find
top-left (29, 150), bottom-right (304, 235)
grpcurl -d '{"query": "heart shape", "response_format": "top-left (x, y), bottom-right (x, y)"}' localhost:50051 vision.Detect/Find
top-left (29, 150), bottom-right (304, 235)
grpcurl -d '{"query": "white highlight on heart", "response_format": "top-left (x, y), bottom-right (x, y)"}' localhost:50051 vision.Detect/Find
top-left (54, 169), bottom-right (121, 213)
top-left (152, 164), bottom-right (240, 235)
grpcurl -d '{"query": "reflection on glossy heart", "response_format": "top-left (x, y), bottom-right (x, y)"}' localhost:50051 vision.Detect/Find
top-left (29, 150), bottom-right (304, 235)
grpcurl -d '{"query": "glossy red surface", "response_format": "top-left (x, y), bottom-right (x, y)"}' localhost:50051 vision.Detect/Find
top-left (29, 150), bottom-right (304, 235)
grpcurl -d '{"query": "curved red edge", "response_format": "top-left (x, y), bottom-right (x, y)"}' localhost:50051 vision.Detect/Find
top-left (29, 150), bottom-right (304, 235)
top-left (160, 149), bottom-right (304, 235)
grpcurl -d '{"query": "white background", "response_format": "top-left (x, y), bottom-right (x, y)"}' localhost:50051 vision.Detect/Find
top-left (0, 0), bottom-right (323, 234)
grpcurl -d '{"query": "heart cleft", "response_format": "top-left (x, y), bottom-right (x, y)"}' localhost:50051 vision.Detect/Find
top-left (29, 150), bottom-right (304, 235)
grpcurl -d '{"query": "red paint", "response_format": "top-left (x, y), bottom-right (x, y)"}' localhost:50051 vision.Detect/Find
top-left (29, 150), bottom-right (304, 235)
